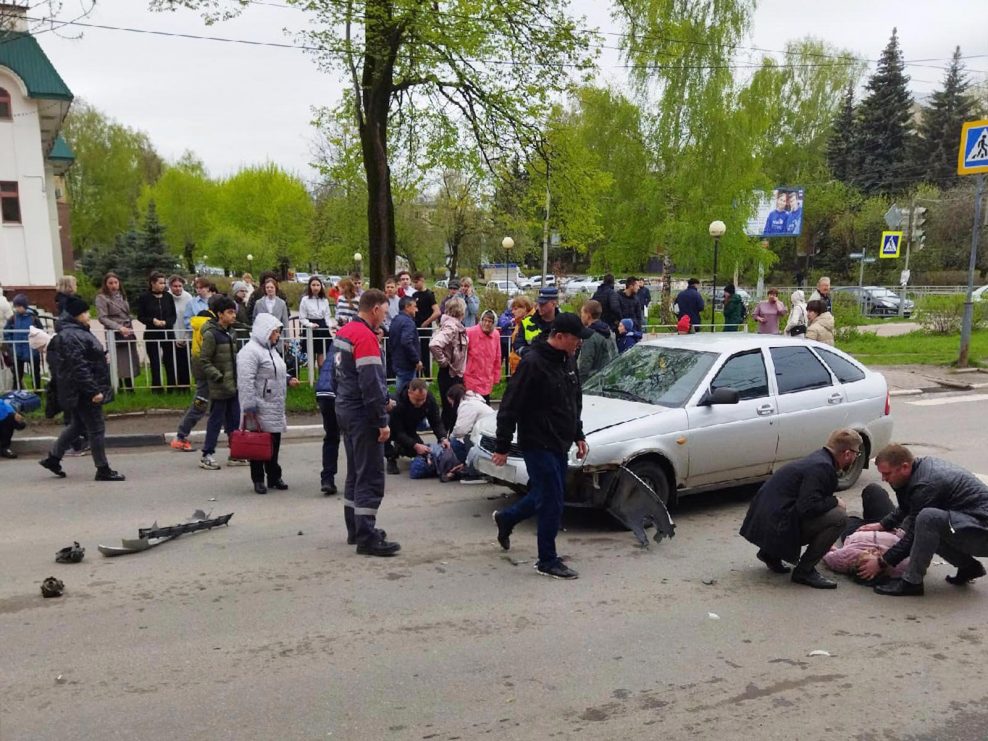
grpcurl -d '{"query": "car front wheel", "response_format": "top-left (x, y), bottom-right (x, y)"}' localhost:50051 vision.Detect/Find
top-left (627, 459), bottom-right (673, 509)
top-left (836, 443), bottom-right (867, 491)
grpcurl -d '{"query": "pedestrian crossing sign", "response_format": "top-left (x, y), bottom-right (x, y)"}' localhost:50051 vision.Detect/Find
top-left (958, 119), bottom-right (988, 175)
top-left (880, 231), bottom-right (902, 259)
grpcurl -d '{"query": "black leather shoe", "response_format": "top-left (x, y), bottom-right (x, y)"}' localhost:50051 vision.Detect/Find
top-left (94, 467), bottom-right (126, 482)
top-left (493, 510), bottom-right (512, 551)
top-left (791, 569), bottom-right (837, 589)
top-left (1, 448), bottom-right (17, 459)
top-left (39, 457), bottom-right (66, 478)
top-left (356, 538), bottom-right (401, 556)
top-left (269, 480), bottom-right (289, 490)
top-left (254, 482), bottom-right (268, 495)
top-left (946, 561), bottom-right (986, 586)
top-left (757, 549), bottom-right (791, 574)
top-left (321, 481), bottom-right (338, 496)
top-left (875, 578), bottom-right (924, 596)
top-left (386, 458), bottom-right (400, 475)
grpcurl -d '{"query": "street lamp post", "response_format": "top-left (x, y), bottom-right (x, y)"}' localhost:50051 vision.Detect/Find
top-left (501, 237), bottom-right (514, 295)
top-left (246, 253), bottom-right (253, 275)
top-left (353, 251), bottom-right (362, 276)
top-left (708, 221), bottom-right (726, 330)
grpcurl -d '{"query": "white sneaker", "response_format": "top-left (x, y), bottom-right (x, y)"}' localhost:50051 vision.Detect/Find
top-left (226, 457), bottom-right (250, 467)
top-left (199, 455), bottom-right (221, 471)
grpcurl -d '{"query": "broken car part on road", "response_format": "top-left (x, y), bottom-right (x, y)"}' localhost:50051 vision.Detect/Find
top-left (98, 511), bottom-right (234, 557)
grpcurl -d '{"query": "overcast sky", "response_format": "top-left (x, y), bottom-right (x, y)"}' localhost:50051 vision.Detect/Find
top-left (32, 0), bottom-right (988, 180)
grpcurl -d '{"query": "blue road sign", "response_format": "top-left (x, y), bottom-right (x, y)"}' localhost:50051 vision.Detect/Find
top-left (958, 120), bottom-right (988, 175)
top-left (880, 231), bottom-right (902, 259)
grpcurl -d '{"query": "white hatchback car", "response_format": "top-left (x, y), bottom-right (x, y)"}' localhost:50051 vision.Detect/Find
top-left (472, 334), bottom-right (893, 543)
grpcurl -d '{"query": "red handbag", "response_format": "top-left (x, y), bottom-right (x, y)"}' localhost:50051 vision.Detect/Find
top-left (229, 413), bottom-right (273, 462)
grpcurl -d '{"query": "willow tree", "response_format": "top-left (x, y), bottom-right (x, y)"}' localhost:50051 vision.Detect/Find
top-left (153, 0), bottom-right (595, 287)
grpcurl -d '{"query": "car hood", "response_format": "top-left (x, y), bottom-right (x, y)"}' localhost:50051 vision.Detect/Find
top-left (580, 394), bottom-right (665, 434)
top-left (476, 394), bottom-right (665, 439)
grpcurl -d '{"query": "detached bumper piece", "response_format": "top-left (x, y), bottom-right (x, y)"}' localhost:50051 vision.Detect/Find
top-left (606, 467), bottom-right (676, 548)
top-left (98, 511), bottom-right (234, 556)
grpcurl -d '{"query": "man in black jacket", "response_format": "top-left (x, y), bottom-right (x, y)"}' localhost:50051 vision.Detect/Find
top-left (740, 428), bottom-right (861, 589)
top-left (39, 297), bottom-right (125, 482)
top-left (856, 444), bottom-right (988, 596)
top-left (616, 276), bottom-right (644, 332)
top-left (590, 275), bottom-right (622, 330)
top-left (385, 378), bottom-right (448, 474)
top-left (491, 313), bottom-right (591, 580)
top-left (388, 296), bottom-right (422, 395)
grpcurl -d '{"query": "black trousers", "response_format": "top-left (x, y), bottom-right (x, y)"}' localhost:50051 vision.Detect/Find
top-left (437, 367), bottom-right (463, 433)
top-left (144, 331), bottom-right (177, 389)
top-left (174, 343), bottom-right (191, 387)
top-left (1, 414), bottom-right (25, 448)
top-left (14, 355), bottom-right (41, 390)
top-left (250, 432), bottom-right (282, 484)
top-left (317, 397), bottom-right (340, 486)
top-left (841, 483), bottom-right (895, 540)
top-left (51, 402), bottom-right (109, 468)
top-left (796, 506), bottom-right (848, 574)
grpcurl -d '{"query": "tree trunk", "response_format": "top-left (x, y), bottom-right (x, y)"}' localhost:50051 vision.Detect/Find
top-left (183, 241), bottom-right (195, 273)
top-left (358, 2), bottom-right (398, 289)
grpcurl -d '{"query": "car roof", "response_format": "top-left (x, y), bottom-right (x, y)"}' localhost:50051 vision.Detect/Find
top-left (641, 333), bottom-right (847, 354)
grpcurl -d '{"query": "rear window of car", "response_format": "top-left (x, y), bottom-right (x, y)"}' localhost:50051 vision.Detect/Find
top-left (815, 348), bottom-right (866, 384)
top-left (584, 345), bottom-right (718, 407)
top-left (770, 346), bottom-right (833, 394)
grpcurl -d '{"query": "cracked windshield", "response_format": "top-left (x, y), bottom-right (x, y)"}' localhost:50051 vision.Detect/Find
top-left (583, 346), bottom-right (718, 407)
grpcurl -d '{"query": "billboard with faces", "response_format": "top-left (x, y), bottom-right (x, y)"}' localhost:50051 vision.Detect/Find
top-left (745, 187), bottom-right (804, 238)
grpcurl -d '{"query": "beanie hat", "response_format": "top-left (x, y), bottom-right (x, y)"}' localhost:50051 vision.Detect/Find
top-left (65, 296), bottom-right (89, 317)
top-left (677, 315), bottom-right (691, 332)
top-left (12, 293), bottom-right (29, 308)
top-left (231, 281), bottom-right (249, 296)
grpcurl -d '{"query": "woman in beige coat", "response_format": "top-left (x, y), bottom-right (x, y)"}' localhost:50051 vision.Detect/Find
top-left (804, 299), bottom-right (835, 346)
top-left (94, 272), bottom-right (142, 389)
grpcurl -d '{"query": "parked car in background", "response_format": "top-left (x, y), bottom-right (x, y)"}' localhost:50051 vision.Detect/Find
top-left (472, 334), bottom-right (892, 543)
top-left (434, 279), bottom-right (448, 290)
top-left (486, 280), bottom-right (521, 297)
top-left (972, 285), bottom-right (988, 301)
top-left (294, 272), bottom-right (311, 284)
top-left (529, 275), bottom-right (557, 288)
top-left (832, 286), bottom-right (914, 317)
top-left (561, 276), bottom-right (602, 295)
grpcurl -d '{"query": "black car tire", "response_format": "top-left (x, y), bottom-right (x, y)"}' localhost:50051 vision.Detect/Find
top-left (627, 459), bottom-right (674, 509)
top-left (836, 442), bottom-right (867, 491)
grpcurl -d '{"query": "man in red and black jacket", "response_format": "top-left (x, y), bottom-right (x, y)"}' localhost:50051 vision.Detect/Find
top-left (333, 289), bottom-right (400, 556)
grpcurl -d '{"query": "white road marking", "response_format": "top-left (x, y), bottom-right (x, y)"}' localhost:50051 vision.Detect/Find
top-left (906, 394), bottom-right (988, 406)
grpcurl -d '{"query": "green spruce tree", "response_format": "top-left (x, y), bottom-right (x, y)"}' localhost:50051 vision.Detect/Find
top-left (852, 28), bottom-right (914, 195)
top-left (827, 84), bottom-right (856, 183)
top-left (915, 47), bottom-right (975, 188)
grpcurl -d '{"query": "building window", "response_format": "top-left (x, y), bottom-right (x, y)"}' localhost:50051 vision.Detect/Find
top-left (0, 88), bottom-right (10, 120)
top-left (0, 181), bottom-right (21, 224)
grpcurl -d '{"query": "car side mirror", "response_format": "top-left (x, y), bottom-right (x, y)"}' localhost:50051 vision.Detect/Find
top-left (698, 387), bottom-right (740, 406)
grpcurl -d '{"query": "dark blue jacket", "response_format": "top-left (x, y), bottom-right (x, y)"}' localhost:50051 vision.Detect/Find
top-left (315, 346), bottom-right (336, 399)
top-left (674, 286), bottom-right (705, 328)
top-left (388, 312), bottom-right (420, 373)
top-left (4, 310), bottom-right (42, 362)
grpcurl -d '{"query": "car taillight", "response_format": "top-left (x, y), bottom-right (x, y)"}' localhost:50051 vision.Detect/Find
top-left (885, 391), bottom-right (891, 416)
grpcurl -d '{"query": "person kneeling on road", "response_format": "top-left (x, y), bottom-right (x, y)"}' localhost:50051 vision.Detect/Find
top-left (856, 443), bottom-right (988, 596)
top-left (740, 428), bottom-right (862, 589)
top-left (385, 378), bottom-right (449, 475)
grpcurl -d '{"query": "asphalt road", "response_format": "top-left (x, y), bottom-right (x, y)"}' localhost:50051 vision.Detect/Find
top-left (2, 393), bottom-right (988, 740)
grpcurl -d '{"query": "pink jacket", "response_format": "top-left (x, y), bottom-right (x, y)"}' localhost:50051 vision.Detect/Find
top-left (463, 324), bottom-right (502, 396)
top-left (822, 529), bottom-right (909, 578)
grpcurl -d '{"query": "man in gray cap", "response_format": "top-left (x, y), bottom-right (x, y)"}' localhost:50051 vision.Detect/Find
top-left (492, 312), bottom-right (591, 579)
top-left (513, 286), bottom-right (559, 358)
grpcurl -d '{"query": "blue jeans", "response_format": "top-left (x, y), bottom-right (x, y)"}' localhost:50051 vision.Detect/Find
top-left (395, 369), bottom-right (416, 396)
top-left (202, 396), bottom-right (240, 456)
top-left (498, 449), bottom-right (567, 566)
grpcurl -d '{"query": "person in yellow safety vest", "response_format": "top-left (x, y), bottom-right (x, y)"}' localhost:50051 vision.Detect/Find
top-left (513, 287), bottom-right (560, 360)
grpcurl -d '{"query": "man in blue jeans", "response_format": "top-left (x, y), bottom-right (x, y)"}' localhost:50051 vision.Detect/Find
top-left (491, 313), bottom-right (591, 580)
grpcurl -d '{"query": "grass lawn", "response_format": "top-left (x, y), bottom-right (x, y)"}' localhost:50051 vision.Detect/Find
top-left (840, 329), bottom-right (988, 367)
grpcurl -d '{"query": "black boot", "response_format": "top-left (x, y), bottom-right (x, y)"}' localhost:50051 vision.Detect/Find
top-left (94, 466), bottom-right (126, 482)
top-left (321, 480), bottom-right (338, 496)
top-left (39, 456), bottom-right (66, 478)
top-left (386, 458), bottom-right (400, 475)
top-left (946, 560), bottom-right (986, 586)
top-left (757, 549), bottom-right (791, 574)
top-left (874, 578), bottom-right (924, 596)
top-left (791, 568), bottom-right (837, 589)
top-left (356, 532), bottom-right (401, 556)
top-left (254, 482), bottom-right (268, 495)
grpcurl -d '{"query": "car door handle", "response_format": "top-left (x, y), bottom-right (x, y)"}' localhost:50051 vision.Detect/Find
top-left (756, 404), bottom-right (775, 416)
top-left (827, 393), bottom-right (843, 405)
